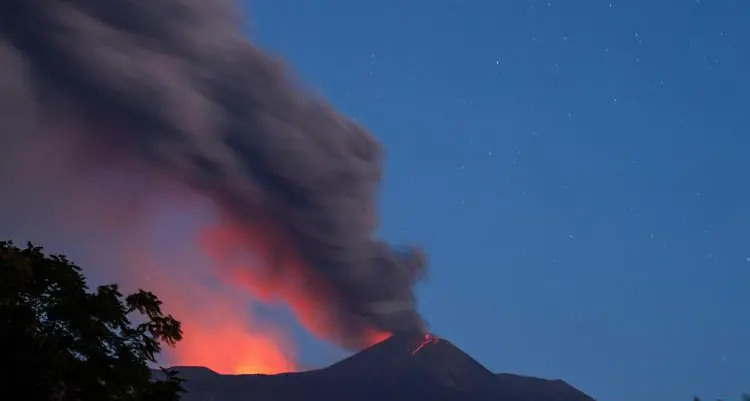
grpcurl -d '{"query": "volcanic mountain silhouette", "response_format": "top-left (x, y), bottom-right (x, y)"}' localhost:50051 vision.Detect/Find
top-left (166, 332), bottom-right (594, 401)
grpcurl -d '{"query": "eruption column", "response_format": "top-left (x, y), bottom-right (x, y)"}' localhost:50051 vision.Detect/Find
top-left (0, 0), bottom-right (429, 369)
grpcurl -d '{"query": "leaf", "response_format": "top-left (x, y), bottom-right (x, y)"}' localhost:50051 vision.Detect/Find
top-left (0, 240), bottom-right (185, 401)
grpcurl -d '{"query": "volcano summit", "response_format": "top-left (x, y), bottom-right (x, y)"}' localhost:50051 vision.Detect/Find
top-left (164, 332), bottom-right (595, 401)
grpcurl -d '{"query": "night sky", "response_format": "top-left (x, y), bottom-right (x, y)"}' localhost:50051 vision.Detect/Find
top-left (246, 1), bottom-right (748, 400)
top-left (2, 1), bottom-right (747, 401)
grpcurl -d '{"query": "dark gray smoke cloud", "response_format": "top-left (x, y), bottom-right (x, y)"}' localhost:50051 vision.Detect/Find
top-left (0, 0), bottom-right (426, 349)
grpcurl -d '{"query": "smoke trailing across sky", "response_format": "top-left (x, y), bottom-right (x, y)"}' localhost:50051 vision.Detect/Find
top-left (0, 0), bottom-right (427, 349)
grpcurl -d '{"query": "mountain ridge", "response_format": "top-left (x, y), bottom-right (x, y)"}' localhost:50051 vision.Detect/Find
top-left (161, 332), bottom-right (595, 401)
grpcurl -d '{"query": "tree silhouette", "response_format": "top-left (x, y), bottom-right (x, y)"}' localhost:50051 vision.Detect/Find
top-left (0, 240), bottom-right (185, 401)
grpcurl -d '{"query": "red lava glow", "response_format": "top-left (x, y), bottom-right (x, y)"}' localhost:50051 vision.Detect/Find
top-left (412, 334), bottom-right (440, 355)
top-left (197, 217), bottom-right (392, 351)
top-left (6, 117), bottom-right (391, 375)
top-left (172, 312), bottom-right (297, 374)
top-left (167, 288), bottom-right (296, 374)
top-left (128, 254), bottom-right (298, 375)
top-left (128, 215), bottom-right (392, 375)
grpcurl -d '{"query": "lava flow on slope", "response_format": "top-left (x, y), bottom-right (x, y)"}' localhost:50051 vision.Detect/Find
top-left (412, 333), bottom-right (441, 355)
top-left (321, 331), bottom-right (497, 392)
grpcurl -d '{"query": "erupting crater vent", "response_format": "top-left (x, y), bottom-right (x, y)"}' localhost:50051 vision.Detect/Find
top-left (411, 333), bottom-right (440, 355)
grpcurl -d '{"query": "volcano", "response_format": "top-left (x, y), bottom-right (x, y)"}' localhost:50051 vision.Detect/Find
top-left (163, 332), bottom-right (595, 401)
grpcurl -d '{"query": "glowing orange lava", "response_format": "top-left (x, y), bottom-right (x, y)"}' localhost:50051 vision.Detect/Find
top-left (412, 333), bottom-right (439, 355)
top-left (173, 317), bottom-right (295, 374)
top-left (127, 252), bottom-right (297, 375)
top-left (123, 213), bottom-right (390, 375)
top-left (198, 218), bottom-right (393, 351)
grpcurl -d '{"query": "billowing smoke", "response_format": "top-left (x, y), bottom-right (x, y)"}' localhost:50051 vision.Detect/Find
top-left (0, 0), bottom-right (426, 351)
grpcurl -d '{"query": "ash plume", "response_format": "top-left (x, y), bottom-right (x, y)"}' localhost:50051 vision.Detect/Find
top-left (0, 0), bottom-right (427, 349)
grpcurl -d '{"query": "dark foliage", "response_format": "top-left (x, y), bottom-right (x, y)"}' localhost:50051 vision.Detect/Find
top-left (0, 240), bottom-right (184, 401)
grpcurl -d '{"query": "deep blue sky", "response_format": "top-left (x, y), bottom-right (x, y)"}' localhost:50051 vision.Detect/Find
top-left (245, 1), bottom-right (749, 400)
top-left (3, 1), bottom-right (747, 401)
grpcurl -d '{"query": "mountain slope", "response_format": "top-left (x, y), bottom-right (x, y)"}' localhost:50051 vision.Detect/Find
top-left (165, 332), bottom-right (594, 401)
top-left (323, 332), bottom-right (495, 390)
